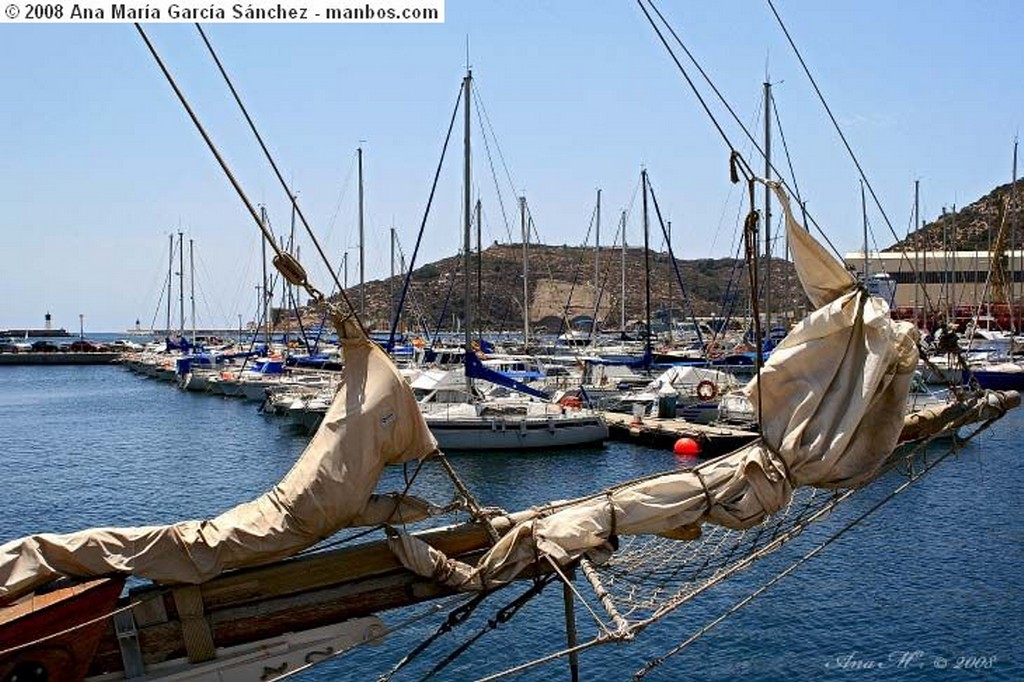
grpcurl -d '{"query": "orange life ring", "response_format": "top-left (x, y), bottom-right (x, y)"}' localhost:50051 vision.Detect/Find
top-left (696, 380), bottom-right (717, 401)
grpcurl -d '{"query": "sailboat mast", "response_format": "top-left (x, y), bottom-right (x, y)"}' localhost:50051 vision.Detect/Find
top-left (166, 234), bottom-right (173, 336)
top-left (641, 169), bottom-right (652, 365)
top-left (358, 146), bottom-right (365, 322)
top-left (178, 231), bottom-right (185, 338)
top-left (763, 80), bottom-right (773, 337)
top-left (1012, 139), bottom-right (1019, 330)
top-left (861, 179), bottom-right (869, 283)
top-left (463, 69), bottom-right (473, 393)
top-left (520, 195), bottom-right (529, 348)
top-left (667, 219), bottom-right (673, 344)
top-left (260, 206), bottom-right (269, 344)
top-left (475, 198), bottom-right (482, 339)
top-left (914, 180), bottom-right (920, 328)
top-left (620, 210), bottom-right (626, 333)
top-left (390, 226), bottom-right (396, 335)
top-left (189, 238), bottom-right (196, 345)
top-left (288, 198), bottom-right (297, 347)
top-left (595, 187), bottom-right (601, 315)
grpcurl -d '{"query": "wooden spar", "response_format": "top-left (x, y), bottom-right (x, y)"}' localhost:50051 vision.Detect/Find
top-left (87, 520), bottom-right (504, 675)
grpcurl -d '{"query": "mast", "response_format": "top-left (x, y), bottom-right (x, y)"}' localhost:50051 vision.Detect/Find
top-left (287, 197), bottom-right (297, 347)
top-left (178, 231), bottom-right (185, 338)
top-left (1013, 138), bottom-right (1019, 330)
top-left (914, 180), bottom-right (920, 328)
top-left (463, 69), bottom-right (473, 393)
top-left (475, 198), bottom-right (482, 339)
top-left (594, 188), bottom-right (601, 337)
top-left (166, 234), bottom-right (173, 336)
top-left (260, 206), bottom-right (269, 344)
top-left (641, 169), bottom-right (652, 367)
top-left (390, 226), bottom-right (396, 336)
top-left (763, 80), bottom-right (773, 338)
top-left (358, 146), bottom-right (365, 321)
top-left (860, 179), bottom-right (869, 284)
top-left (667, 219), bottom-right (673, 344)
top-left (520, 195), bottom-right (529, 349)
top-left (189, 238), bottom-right (196, 345)
top-left (620, 210), bottom-right (627, 333)
top-left (950, 204), bottom-right (956, 322)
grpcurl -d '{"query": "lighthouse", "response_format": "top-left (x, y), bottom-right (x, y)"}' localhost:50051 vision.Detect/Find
top-left (44, 312), bottom-right (52, 332)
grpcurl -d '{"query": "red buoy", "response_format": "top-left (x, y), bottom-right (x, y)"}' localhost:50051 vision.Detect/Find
top-left (673, 437), bottom-right (701, 456)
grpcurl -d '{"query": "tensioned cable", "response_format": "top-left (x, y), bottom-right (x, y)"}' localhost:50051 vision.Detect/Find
top-left (134, 25), bottom-right (333, 315)
top-left (472, 81), bottom-right (522, 218)
top-left (764, 0), bottom-right (941, 315)
top-left (770, 89), bottom-right (806, 220)
top-left (647, 176), bottom-right (704, 346)
top-left (636, 0), bottom-right (844, 261)
top-left (633, 407), bottom-right (1008, 678)
top-left (192, 24), bottom-right (359, 320)
top-left (388, 85), bottom-right (464, 349)
top-left (471, 83), bottom-right (515, 244)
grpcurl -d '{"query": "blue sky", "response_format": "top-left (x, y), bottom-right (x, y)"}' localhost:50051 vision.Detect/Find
top-left (1, 1), bottom-right (1021, 332)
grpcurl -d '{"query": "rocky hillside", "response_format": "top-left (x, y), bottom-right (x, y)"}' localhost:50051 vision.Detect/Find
top-left (322, 243), bottom-right (802, 333)
top-left (888, 179), bottom-right (1024, 252)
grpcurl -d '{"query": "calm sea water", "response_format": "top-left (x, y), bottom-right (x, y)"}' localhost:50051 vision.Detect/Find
top-left (0, 364), bottom-right (1021, 681)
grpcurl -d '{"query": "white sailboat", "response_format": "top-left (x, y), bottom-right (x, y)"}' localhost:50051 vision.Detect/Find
top-left (400, 69), bottom-right (608, 451)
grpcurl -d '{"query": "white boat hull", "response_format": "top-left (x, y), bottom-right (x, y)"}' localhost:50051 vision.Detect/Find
top-left (425, 415), bottom-right (608, 450)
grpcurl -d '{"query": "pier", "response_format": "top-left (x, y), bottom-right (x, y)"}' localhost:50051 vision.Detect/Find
top-left (0, 352), bottom-right (121, 366)
top-left (601, 411), bottom-right (758, 457)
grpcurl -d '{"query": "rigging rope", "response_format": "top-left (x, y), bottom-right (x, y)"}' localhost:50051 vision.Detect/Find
top-left (388, 85), bottom-right (464, 349)
top-left (192, 24), bottom-right (357, 321)
top-left (633, 409), bottom-right (1007, 678)
top-left (636, 0), bottom-right (845, 261)
top-left (134, 25), bottom-right (330, 314)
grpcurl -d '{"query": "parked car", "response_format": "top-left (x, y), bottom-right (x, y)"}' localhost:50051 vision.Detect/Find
top-left (31, 340), bottom-right (60, 352)
top-left (0, 338), bottom-right (20, 353)
top-left (68, 339), bottom-right (105, 352)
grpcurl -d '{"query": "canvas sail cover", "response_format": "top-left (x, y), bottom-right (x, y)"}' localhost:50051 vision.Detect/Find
top-left (389, 184), bottom-right (922, 590)
top-left (0, 314), bottom-right (438, 603)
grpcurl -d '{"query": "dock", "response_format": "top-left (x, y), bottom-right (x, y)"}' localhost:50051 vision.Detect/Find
top-left (0, 352), bottom-right (121, 366)
top-left (601, 411), bottom-right (758, 457)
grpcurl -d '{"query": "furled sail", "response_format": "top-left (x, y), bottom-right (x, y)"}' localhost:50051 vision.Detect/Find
top-left (389, 184), bottom-right (921, 590)
top-left (0, 314), bottom-right (438, 603)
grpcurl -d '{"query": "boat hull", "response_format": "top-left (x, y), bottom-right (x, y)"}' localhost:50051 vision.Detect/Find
top-left (0, 577), bottom-right (125, 682)
top-left (426, 416), bottom-right (608, 450)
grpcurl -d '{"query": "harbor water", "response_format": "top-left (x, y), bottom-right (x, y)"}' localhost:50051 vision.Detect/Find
top-left (0, 364), bottom-right (1021, 680)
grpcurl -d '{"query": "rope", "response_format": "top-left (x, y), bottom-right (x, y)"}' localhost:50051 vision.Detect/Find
top-left (378, 592), bottom-right (491, 681)
top-left (416, 576), bottom-right (556, 681)
top-left (133, 25), bottom-right (328, 310)
top-left (647, 176), bottom-right (705, 346)
top-left (272, 595), bottom-right (475, 681)
top-left (0, 597), bottom-right (141, 657)
top-left (634, 407), bottom-right (1007, 678)
top-left (764, 0), bottom-right (942, 312)
top-left (193, 24), bottom-right (357, 322)
top-left (388, 85), bottom-right (464, 349)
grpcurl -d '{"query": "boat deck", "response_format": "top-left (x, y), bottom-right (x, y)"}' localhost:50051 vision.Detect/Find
top-left (601, 411), bottom-right (758, 457)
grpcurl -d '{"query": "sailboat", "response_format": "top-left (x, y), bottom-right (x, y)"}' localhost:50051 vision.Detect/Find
top-left (402, 69), bottom-right (608, 451)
